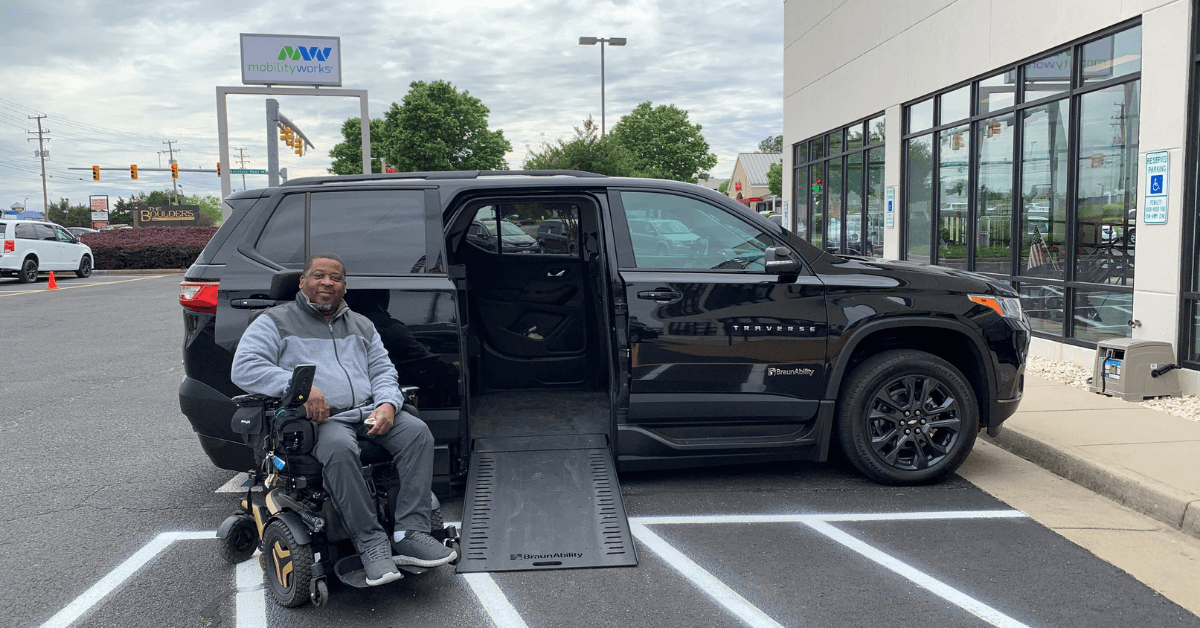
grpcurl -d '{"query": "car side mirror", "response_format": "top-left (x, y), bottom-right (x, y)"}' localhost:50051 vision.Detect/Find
top-left (764, 246), bottom-right (801, 274)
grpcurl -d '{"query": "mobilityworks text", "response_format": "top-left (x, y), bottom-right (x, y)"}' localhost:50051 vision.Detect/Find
top-left (245, 63), bottom-right (334, 75)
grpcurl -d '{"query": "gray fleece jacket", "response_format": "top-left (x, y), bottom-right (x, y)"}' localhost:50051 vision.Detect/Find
top-left (231, 292), bottom-right (403, 422)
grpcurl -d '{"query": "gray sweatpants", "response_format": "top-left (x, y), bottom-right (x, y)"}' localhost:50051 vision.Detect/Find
top-left (312, 410), bottom-right (434, 553)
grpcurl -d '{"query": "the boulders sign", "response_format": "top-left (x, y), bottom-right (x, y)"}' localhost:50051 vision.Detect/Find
top-left (133, 205), bottom-right (200, 227)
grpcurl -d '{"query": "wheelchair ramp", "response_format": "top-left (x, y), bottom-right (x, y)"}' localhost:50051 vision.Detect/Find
top-left (457, 434), bottom-right (637, 573)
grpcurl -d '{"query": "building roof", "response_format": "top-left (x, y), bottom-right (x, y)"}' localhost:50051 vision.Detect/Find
top-left (697, 178), bottom-right (726, 190)
top-left (733, 152), bottom-right (782, 187)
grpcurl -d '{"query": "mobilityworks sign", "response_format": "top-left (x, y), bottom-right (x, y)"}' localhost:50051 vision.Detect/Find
top-left (240, 33), bottom-right (341, 87)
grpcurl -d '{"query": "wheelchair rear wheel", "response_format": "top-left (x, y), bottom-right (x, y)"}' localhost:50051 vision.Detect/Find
top-left (262, 520), bottom-right (314, 607)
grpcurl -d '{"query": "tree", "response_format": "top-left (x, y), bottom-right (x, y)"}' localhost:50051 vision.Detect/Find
top-left (717, 180), bottom-right (730, 195)
top-left (610, 102), bottom-right (717, 183)
top-left (328, 117), bottom-right (386, 175)
top-left (521, 116), bottom-right (639, 176)
top-left (46, 198), bottom-right (90, 227)
top-left (381, 80), bottom-right (511, 172)
top-left (767, 163), bottom-right (782, 197)
top-left (758, 135), bottom-right (783, 153)
top-left (182, 193), bottom-right (222, 227)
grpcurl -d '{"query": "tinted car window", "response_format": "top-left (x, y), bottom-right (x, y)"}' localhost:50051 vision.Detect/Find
top-left (15, 224), bottom-right (36, 240)
top-left (619, 192), bottom-right (774, 271)
top-left (35, 224), bottom-right (56, 241)
top-left (255, 194), bottom-right (306, 267)
top-left (54, 226), bottom-right (75, 242)
top-left (311, 190), bottom-right (427, 274)
top-left (0, 224), bottom-right (6, 238)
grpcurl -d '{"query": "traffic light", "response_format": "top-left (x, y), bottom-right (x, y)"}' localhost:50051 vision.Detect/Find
top-left (216, 162), bottom-right (221, 176)
top-left (170, 163), bottom-right (179, 179)
top-left (295, 145), bottom-right (302, 156)
top-left (92, 166), bottom-right (100, 181)
top-left (130, 164), bottom-right (138, 180)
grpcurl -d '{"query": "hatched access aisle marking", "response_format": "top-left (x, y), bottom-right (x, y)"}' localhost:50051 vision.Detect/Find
top-left (38, 510), bottom-right (1033, 628)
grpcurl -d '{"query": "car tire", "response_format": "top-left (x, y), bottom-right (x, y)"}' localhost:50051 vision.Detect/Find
top-left (17, 258), bottom-right (37, 284)
top-left (262, 519), bottom-right (313, 607)
top-left (76, 256), bottom-right (92, 278)
top-left (656, 244), bottom-right (669, 256)
top-left (836, 349), bottom-right (978, 485)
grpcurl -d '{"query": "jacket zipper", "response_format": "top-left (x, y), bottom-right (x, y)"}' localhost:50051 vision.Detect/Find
top-left (328, 319), bottom-right (356, 408)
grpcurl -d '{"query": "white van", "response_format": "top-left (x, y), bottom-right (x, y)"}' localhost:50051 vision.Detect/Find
top-left (0, 219), bottom-right (94, 283)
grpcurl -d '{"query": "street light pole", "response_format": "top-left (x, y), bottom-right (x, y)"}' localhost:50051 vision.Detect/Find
top-left (578, 36), bottom-right (626, 136)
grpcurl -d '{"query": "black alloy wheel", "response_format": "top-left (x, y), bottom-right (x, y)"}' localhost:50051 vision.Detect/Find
top-left (18, 258), bottom-right (38, 284)
top-left (76, 256), bottom-right (92, 278)
top-left (261, 520), bottom-right (314, 607)
top-left (837, 350), bottom-right (978, 485)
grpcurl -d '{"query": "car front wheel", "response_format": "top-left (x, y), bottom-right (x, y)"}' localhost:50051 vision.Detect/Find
top-left (836, 349), bottom-right (978, 485)
top-left (76, 256), bottom-right (92, 278)
top-left (18, 258), bottom-right (38, 284)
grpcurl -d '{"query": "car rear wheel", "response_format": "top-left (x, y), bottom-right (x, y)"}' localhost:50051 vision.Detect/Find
top-left (18, 258), bottom-right (37, 284)
top-left (76, 256), bottom-right (92, 278)
top-left (836, 349), bottom-right (978, 485)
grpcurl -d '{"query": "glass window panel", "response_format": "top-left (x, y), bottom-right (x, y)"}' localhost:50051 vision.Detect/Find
top-left (978, 71), bottom-right (1017, 114)
top-left (847, 123), bottom-right (864, 150)
top-left (794, 142), bottom-right (807, 165)
top-left (1075, 82), bottom-right (1139, 288)
top-left (827, 158), bottom-right (844, 253)
top-left (1019, 282), bottom-right (1065, 336)
top-left (908, 99), bottom-right (933, 134)
top-left (975, 114), bottom-right (1015, 274)
top-left (846, 152), bottom-right (866, 255)
top-left (810, 163), bottom-right (824, 251)
top-left (1024, 49), bottom-right (1072, 102)
top-left (1073, 288), bottom-right (1133, 343)
top-left (502, 202), bottom-right (581, 257)
top-left (867, 147), bottom-right (885, 255)
top-left (937, 124), bottom-right (970, 269)
top-left (905, 134), bottom-right (934, 263)
top-left (255, 194), bottom-right (306, 267)
top-left (869, 115), bottom-right (885, 144)
top-left (939, 85), bottom-right (971, 124)
top-left (1020, 100), bottom-right (1070, 279)
top-left (311, 190), bottom-right (428, 273)
top-left (812, 136), bottom-right (825, 160)
top-left (828, 130), bottom-right (844, 156)
top-left (1083, 26), bottom-right (1141, 85)
top-left (619, 192), bottom-right (773, 271)
top-left (1189, 301), bottom-right (1200, 363)
top-left (794, 166), bottom-right (809, 240)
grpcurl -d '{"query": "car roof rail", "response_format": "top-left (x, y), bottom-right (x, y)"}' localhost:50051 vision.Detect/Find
top-left (280, 169), bottom-right (608, 187)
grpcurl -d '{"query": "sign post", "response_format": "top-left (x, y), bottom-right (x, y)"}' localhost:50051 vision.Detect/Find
top-left (1144, 150), bottom-right (1169, 225)
top-left (89, 195), bottom-right (110, 229)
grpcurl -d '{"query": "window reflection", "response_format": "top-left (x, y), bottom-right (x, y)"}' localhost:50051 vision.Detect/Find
top-left (939, 85), bottom-right (971, 125)
top-left (1020, 100), bottom-right (1070, 279)
top-left (937, 124), bottom-right (970, 269)
top-left (847, 153), bottom-right (865, 255)
top-left (828, 130), bottom-right (844, 156)
top-left (1024, 49), bottom-right (1072, 102)
top-left (909, 99), bottom-right (934, 134)
top-left (847, 123), bottom-right (864, 150)
top-left (1083, 26), bottom-right (1141, 84)
top-left (978, 72), bottom-right (1016, 114)
top-left (810, 163), bottom-right (824, 251)
top-left (1073, 289), bottom-right (1133, 342)
top-left (869, 115), bottom-right (885, 143)
top-left (906, 134), bottom-right (934, 263)
top-left (828, 158), bottom-right (843, 252)
top-left (793, 167), bottom-right (809, 240)
top-left (867, 147), bottom-right (885, 255)
top-left (1075, 82), bottom-right (1139, 287)
top-left (1190, 302), bottom-right (1200, 363)
top-left (1019, 282), bottom-right (1064, 336)
top-left (975, 114), bottom-right (1015, 274)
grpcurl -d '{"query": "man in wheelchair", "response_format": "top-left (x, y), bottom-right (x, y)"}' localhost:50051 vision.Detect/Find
top-left (231, 253), bottom-right (456, 587)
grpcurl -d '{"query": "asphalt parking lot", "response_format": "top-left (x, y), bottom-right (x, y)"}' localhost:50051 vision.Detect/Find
top-left (6, 275), bottom-right (1200, 628)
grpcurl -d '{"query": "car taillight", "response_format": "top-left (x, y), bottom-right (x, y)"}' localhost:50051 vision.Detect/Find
top-left (180, 281), bottom-right (219, 314)
top-left (2, 240), bottom-right (13, 253)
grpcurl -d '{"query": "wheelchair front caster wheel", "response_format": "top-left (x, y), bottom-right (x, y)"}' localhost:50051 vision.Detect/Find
top-left (310, 578), bottom-right (329, 607)
top-left (219, 515), bottom-right (258, 564)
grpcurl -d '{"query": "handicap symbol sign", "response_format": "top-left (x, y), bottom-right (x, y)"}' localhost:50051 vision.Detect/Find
top-left (1150, 174), bottom-right (1164, 195)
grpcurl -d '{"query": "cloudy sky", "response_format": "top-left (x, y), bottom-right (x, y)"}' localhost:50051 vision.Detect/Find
top-left (0, 0), bottom-right (782, 214)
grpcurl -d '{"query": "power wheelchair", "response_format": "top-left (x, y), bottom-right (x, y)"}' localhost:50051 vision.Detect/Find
top-left (216, 364), bottom-right (460, 607)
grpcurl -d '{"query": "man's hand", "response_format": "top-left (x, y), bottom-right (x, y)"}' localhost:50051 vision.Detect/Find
top-left (366, 402), bottom-right (396, 436)
top-left (305, 385), bottom-right (330, 423)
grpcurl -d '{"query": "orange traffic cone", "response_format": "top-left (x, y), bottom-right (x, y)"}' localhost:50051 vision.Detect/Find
top-left (47, 271), bottom-right (58, 290)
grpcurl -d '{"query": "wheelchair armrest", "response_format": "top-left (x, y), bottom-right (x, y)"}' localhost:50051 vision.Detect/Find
top-left (232, 393), bottom-right (276, 407)
top-left (400, 385), bottom-right (420, 406)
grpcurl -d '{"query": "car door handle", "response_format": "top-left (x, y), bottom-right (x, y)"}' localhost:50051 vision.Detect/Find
top-left (637, 290), bottom-right (682, 303)
top-left (547, 269), bottom-right (567, 277)
top-left (231, 298), bottom-right (277, 309)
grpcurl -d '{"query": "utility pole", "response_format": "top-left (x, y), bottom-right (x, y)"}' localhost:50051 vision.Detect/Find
top-left (26, 115), bottom-right (50, 217)
top-left (235, 147), bottom-right (250, 191)
top-left (163, 140), bottom-right (181, 204)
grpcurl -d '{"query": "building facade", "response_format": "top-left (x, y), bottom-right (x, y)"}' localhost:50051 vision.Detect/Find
top-left (784, 0), bottom-right (1200, 392)
top-left (727, 152), bottom-right (783, 214)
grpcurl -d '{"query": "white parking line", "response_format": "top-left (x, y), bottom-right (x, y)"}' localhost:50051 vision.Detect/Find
top-left (38, 531), bottom-right (216, 628)
top-left (630, 522), bottom-right (784, 628)
top-left (236, 551), bottom-right (267, 628)
top-left (217, 472), bottom-right (260, 493)
top-left (462, 574), bottom-right (530, 628)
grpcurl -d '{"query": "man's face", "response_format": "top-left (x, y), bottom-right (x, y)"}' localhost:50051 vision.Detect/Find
top-left (300, 258), bottom-right (346, 313)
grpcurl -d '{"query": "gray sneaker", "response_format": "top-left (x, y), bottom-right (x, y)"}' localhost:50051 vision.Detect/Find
top-left (392, 530), bottom-right (457, 567)
top-left (361, 540), bottom-right (403, 586)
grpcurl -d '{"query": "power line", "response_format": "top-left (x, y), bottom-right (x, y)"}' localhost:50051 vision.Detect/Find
top-left (26, 115), bottom-right (50, 212)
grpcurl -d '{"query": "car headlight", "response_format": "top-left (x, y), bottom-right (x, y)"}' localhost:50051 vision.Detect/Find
top-left (969, 294), bottom-right (1024, 319)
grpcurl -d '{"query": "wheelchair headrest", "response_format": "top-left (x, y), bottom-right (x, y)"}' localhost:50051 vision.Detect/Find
top-left (269, 269), bottom-right (304, 301)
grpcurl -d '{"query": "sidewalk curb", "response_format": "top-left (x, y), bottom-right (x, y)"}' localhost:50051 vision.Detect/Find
top-left (90, 269), bottom-right (185, 276)
top-left (984, 428), bottom-right (1200, 540)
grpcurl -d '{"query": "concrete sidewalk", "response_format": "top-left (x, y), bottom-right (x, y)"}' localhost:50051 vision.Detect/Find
top-left (983, 373), bottom-right (1200, 540)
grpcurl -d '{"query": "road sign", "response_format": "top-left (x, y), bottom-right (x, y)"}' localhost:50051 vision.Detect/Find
top-left (229, 168), bottom-right (268, 175)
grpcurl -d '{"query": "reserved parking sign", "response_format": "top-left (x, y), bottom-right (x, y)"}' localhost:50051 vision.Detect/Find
top-left (1144, 150), bottom-right (1168, 225)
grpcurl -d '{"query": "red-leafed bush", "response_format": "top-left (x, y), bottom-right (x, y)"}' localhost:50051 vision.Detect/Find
top-left (79, 227), bottom-right (219, 269)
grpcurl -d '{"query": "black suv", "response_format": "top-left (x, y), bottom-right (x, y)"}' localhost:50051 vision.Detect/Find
top-left (179, 170), bottom-right (1028, 490)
